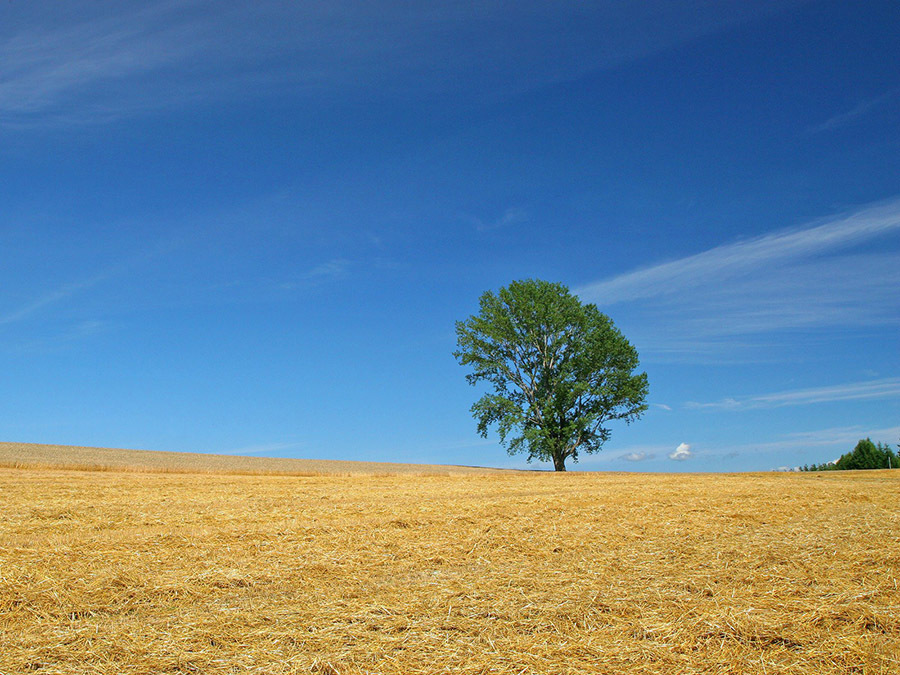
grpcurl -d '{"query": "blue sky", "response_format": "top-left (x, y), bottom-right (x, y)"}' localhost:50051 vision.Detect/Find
top-left (1, 0), bottom-right (898, 471)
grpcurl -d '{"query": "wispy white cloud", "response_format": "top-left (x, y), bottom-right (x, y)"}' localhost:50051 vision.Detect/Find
top-left (1, 219), bottom-right (349, 327)
top-left (0, 3), bottom-right (209, 126)
top-left (578, 200), bottom-right (900, 306)
top-left (462, 207), bottom-right (530, 232)
top-left (668, 442), bottom-right (693, 461)
top-left (6, 319), bottom-right (110, 355)
top-left (622, 451), bottom-right (653, 461)
top-left (0, 239), bottom-right (180, 328)
top-left (303, 259), bottom-right (350, 281)
top-left (0, 273), bottom-right (112, 327)
top-left (576, 199), bottom-right (900, 357)
top-left (778, 425), bottom-right (900, 448)
top-left (807, 91), bottom-right (895, 134)
top-left (277, 259), bottom-right (351, 290)
top-left (651, 403), bottom-right (673, 412)
top-left (0, 1), bottom-right (805, 128)
top-left (686, 378), bottom-right (900, 411)
top-left (708, 425), bottom-right (900, 459)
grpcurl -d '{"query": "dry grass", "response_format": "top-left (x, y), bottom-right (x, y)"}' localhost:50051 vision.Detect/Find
top-left (1, 461), bottom-right (898, 673)
top-left (0, 442), bottom-right (506, 476)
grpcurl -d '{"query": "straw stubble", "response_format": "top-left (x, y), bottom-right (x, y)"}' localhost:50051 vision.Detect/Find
top-left (1, 464), bottom-right (898, 674)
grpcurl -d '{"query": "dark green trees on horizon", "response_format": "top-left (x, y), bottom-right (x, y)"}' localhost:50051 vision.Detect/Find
top-left (801, 438), bottom-right (898, 471)
top-left (454, 279), bottom-right (648, 471)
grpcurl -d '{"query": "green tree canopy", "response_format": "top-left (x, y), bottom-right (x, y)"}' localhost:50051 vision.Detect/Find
top-left (454, 279), bottom-right (648, 471)
top-left (802, 437), bottom-right (898, 471)
top-left (835, 438), bottom-right (897, 470)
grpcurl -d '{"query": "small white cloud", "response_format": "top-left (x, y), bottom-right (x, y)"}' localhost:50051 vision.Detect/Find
top-left (668, 442), bottom-right (693, 461)
top-left (622, 451), bottom-right (653, 462)
top-left (652, 403), bottom-right (673, 411)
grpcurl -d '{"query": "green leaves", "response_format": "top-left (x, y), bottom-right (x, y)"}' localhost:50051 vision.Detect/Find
top-left (803, 437), bottom-right (898, 471)
top-left (454, 279), bottom-right (648, 471)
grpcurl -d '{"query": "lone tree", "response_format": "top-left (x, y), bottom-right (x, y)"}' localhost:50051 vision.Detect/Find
top-left (454, 279), bottom-right (648, 471)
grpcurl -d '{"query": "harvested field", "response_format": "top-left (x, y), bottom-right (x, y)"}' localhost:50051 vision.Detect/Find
top-left (1, 464), bottom-right (898, 674)
top-left (0, 442), bottom-right (505, 476)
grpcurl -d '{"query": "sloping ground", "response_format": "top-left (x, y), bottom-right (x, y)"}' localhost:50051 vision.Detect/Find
top-left (1, 468), bottom-right (898, 674)
top-left (0, 441), bottom-right (507, 475)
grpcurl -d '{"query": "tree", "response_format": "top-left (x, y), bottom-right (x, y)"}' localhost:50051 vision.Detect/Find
top-left (454, 279), bottom-right (648, 471)
top-left (824, 438), bottom-right (898, 471)
top-left (877, 442), bottom-right (898, 469)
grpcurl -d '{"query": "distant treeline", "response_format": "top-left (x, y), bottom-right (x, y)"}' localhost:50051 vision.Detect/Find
top-left (801, 438), bottom-right (898, 471)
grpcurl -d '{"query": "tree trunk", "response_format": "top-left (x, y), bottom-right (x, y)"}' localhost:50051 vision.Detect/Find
top-left (552, 453), bottom-right (567, 471)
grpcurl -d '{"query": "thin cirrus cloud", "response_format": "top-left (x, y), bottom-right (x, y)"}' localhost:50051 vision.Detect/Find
top-left (0, 0), bottom-right (804, 128)
top-left (0, 251), bottom-right (351, 331)
top-left (707, 424), bottom-right (900, 460)
top-left (776, 424), bottom-right (900, 449)
top-left (806, 90), bottom-right (896, 134)
top-left (278, 259), bottom-right (351, 290)
top-left (0, 3), bottom-right (208, 125)
top-left (0, 237), bottom-right (185, 329)
top-left (576, 199), bottom-right (900, 346)
top-left (460, 207), bottom-right (530, 232)
top-left (0, 245), bottom-right (165, 328)
top-left (577, 199), bottom-right (900, 306)
top-left (0, 275), bottom-right (108, 327)
top-left (685, 378), bottom-right (900, 411)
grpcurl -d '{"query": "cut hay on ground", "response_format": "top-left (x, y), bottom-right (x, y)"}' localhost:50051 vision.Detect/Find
top-left (1, 461), bottom-right (898, 673)
top-left (0, 442), bottom-right (506, 476)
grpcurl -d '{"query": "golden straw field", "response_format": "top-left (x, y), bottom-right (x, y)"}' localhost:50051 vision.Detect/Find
top-left (1, 451), bottom-right (899, 674)
top-left (0, 442), bottom-right (504, 476)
